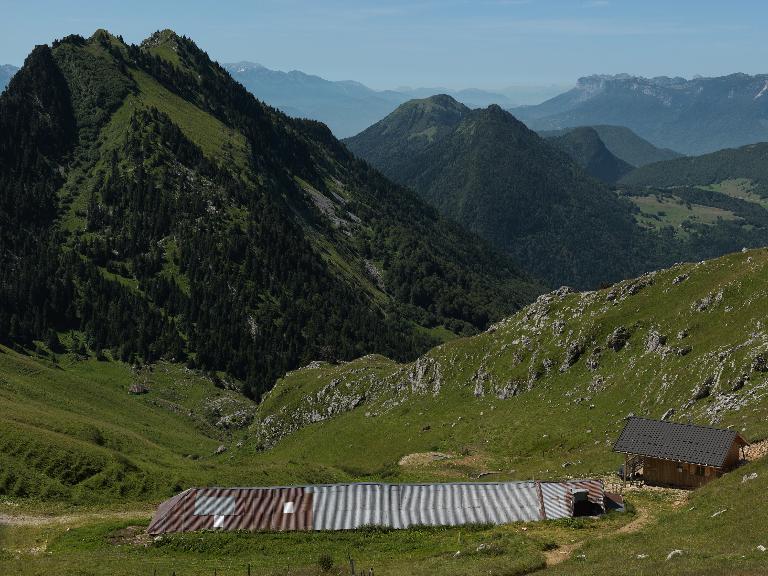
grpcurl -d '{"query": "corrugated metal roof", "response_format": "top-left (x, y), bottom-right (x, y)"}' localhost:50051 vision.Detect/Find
top-left (540, 480), bottom-right (604, 520)
top-left (309, 482), bottom-right (544, 530)
top-left (613, 417), bottom-right (746, 468)
top-left (148, 480), bottom-right (604, 535)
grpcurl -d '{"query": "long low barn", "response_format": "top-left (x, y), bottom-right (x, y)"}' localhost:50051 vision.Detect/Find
top-left (148, 480), bottom-right (604, 535)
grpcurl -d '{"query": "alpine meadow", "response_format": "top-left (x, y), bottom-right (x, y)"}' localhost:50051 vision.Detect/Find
top-left (2, 4), bottom-right (768, 576)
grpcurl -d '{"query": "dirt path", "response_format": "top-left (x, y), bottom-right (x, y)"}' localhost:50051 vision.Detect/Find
top-left (616, 505), bottom-right (651, 534)
top-left (542, 500), bottom-right (656, 569)
top-left (0, 509), bottom-right (153, 527)
top-left (543, 542), bottom-right (582, 566)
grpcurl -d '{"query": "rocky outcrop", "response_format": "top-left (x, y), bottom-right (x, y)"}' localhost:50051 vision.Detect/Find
top-left (606, 326), bottom-right (630, 351)
top-left (560, 340), bottom-right (584, 372)
top-left (407, 357), bottom-right (444, 395)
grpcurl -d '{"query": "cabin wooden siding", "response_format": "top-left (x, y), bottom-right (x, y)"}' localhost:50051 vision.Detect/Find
top-left (641, 443), bottom-right (742, 488)
top-left (642, 457), bottom-right (717, 488)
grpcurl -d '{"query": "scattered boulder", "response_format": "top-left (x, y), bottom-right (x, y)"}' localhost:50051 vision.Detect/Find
top-left (408, 357), bottom-right (444, 395)
top-left (560, 341), bottom-right (584, 372)
top-left (585, 348), bottom-right (601, 371)
top-left (215, 444), bottom-right (227, 455)
top-left (731, 374), bottom-right (748, 392)
top-left (666, 550), bottom-right (684, 561)
top-left (674, 346), bottom-right (692, 357)
top-left (672, 274), bottom-right (689, 285)
top-left (692, 290), bottom-right (723, 312)
top-left (661, 408), bottom-right (675, 421)
top-left (128, 383), bottom-right (149, 395)
top-left (758, 545), bottom-right (766, 552)
top-left (646, 330), bottom-right (667, 353)
top-left (677, 329), bottom-right (689, 339)
top-left (496, 380), bottom-right (522, 400)
top-left (742, 472), bottom-right (758, 483)
top-left (692, 376), bottom-right (714, 401)
top-left (472, 368), bottom-right (491, 397)
top-left (606, 326), bottom-right (631, 351)
top-left (751, 355), bottom-right (768, 373)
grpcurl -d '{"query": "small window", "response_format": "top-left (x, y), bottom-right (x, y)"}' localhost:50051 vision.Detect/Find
top-left (696, 465), bottom-right (706, 477)
top-left (283, 501), bottom-right (295, 514)
top-left (213, 515), bottom-right (225, 529)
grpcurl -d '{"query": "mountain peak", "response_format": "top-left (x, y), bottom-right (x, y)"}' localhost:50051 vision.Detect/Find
top-left (141, 29), bottom-right (185, 49)
top-left (411, 93), bottom-right (469, 113)
top-left (89, 29), bottom-right (124, 45)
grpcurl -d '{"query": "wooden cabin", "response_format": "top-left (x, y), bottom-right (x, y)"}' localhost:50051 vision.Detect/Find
top-left (613, 417), bottom-right (748, 488)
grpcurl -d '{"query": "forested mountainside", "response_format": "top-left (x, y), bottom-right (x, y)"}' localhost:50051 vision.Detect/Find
top-left (346, 95), bottom-right (768, 289)
top-left (539, 124), bottom-right (683, 167)
top-left (345, 95), bottom-right (659, 289)
top-left (621, 141), bottom-right (768, 195)
top-left (547, 126), bottom-right (633, 183)
top-left (0, 30), bottom-right (541, 400)
top-left (513, 73), bottom-right (768, 155)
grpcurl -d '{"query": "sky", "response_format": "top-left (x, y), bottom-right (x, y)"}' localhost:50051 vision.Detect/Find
top-left (1, 0), bottom-right (767, 90)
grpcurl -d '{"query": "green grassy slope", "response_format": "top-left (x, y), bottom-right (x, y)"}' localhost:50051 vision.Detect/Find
top-left (5, 248), bottom-right (767, 505)
top-left (547, 454), bottom-right (768, 575)
top-left (0, 345), bottom-right (348, 505)
top-left (251, 248), bottom-right (768, 482)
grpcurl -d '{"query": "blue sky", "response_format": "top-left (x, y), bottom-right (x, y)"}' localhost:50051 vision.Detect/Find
top-left (1, 0), bottom-right (766, 89)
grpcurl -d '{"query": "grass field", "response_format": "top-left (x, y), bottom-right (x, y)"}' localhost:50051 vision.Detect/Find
top-left (0, 492), bottom-right (643, 576)
top-left (630, 193), bottom-right (740, 233)
top-left (700, 178), bottom-right (768, 209)
top-left (3, 463), bottom-right (765, 575)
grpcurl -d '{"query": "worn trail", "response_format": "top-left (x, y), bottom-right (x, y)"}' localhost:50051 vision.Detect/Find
top-left (0, 509), bottom-right (153, 527)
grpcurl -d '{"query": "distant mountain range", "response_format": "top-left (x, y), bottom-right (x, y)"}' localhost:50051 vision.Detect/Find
top-left (223, 62), bottom-right (406, 138)
top-left (0, 64), bottom-right (18, 92)
top-left (513, 73), bottom-right (768, 155)
top-left (224, 62), bottom-right (563, 138)
top-left (345, 94), bottom-right (768, 288)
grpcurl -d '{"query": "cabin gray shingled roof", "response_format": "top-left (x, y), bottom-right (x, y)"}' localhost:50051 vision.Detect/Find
top-left (613, 417), bottom-right (748, 468)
